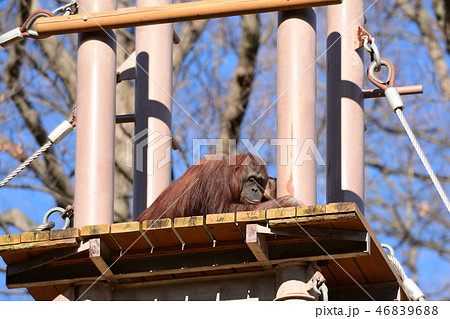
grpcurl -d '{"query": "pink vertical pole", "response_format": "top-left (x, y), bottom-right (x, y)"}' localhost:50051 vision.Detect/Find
top-left (132, 0), bottom-right (173, 219)
top-left (277, 9), bottom-right (317, 205)
top-left (74, 0), bottom-right (116, 227)
top-left (326, 0), bottom-right (365, 213)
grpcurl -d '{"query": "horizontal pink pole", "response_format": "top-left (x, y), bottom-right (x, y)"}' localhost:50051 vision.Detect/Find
top-left (363, 85), bottom-right (423, 99)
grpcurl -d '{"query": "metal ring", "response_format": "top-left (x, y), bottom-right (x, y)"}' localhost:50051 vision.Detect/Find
top-left (369, 60), bottom-right (391, 84)
top-left (319, 283), bottom-right (329, 301)
top-left (370, 38), bottom-right (381, 71)
top-left (43, 207), bottom-right (71, 230)
top-left (362, 36), bottom-right (371, 52)
top-left (312, 275), bottom-right (322, 295)
top-left (52, 0), bottom-right (78, 16)
top-left (362, 37), bottom-right (381, 71)
top-left (367, 58), bottom-right (396, 90)
top-left (381, 243), bottom-right (395, 257)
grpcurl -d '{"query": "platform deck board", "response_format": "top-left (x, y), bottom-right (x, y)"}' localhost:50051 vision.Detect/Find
top-left (297, 204), bottom-right (327, 216)
top-left (141, 219), bottom-right (182, 248)
top-left (81, 224), bottom-right (122, 251)
top-left (21, 231), bottom-right (50, 243)
top-left (0, 238), bottom-right (79, 264)
top-left (0, 234), bottom-right (21, 246)
top-left (353, 240), bottom-right (395, 283)
top-left (236, 210), bottom-right (266, 234)
top-left (327, 203), bottom-right (365, 231)
top-left (174, 216), bottom-right (213, 246)
top-left (266, 207), bottom-right (296, 220)
top-left (50, 228), bottom-right (82, 241)
top-left (0, 251), bottom-right (30, 265)
top-left (327, 258), bottom-right (368, 286)
top-left (206, 213), bottom-right (244, 242)
top-left (110, 222), bottom-right (153, 251)
top-left (26, 284), bottom-right (62, 301)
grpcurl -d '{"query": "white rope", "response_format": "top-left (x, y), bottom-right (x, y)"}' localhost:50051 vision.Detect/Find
top-left (381, 244), bottom-right (425, 301)
top-left (395, 109), bottom-right (450, 213)
top-left (381, 244), bottom-right (407, 281)
top-left (0, 141), bottom-right (53, 188)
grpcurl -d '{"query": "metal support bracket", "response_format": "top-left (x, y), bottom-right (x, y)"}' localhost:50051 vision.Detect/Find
top-left (353, 25), bottom-right (371, 51)
top-left (116, 51), bottom-right (136, 83)
top-left (116, 30), bottom-right (179, 83)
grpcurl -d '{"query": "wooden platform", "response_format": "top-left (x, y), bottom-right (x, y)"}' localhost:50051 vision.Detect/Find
top-left (0, 203), bottom-right (407, 300)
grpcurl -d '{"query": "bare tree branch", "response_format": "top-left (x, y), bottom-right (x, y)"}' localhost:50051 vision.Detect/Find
top-left (3, 1), bottom-right (74, 207)
top-left (0, 208), bottom-right (37, 233)
top-left (173, 20), bottom-right (208, 79)
top-left (37, 36), bottom-right (77, 104)
top-left (432, 0), bottom-right (450, 53)
top-left (395, 0), bottom-right (450, 98)
top-left (0, 133), bottom-right (73, 204)
top-left (219, 14), bottom-right (261, 152)
top-left (367, 160), bottom-right (450, 183)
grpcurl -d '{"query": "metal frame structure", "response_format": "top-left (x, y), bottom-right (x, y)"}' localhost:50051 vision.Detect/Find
top-left (1, 0), bottom-right (419, 301)
top-left (35, 0), bottom-right (341, 36)
top-left (69, 0), bottom-right (344, 227)
top-left (53, 0), bottom-right (365, 300)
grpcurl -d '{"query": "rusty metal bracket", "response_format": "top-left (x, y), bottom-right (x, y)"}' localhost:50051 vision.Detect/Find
top-left (353, 25), bottom-right (371, 51)
top-left (355, 26), bottom-right (423, 99)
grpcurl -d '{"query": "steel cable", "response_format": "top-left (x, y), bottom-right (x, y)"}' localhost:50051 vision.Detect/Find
top-left (0, 141), bottom-right (53, 188)
top-left (395, 109), bottom-right (450, 213)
